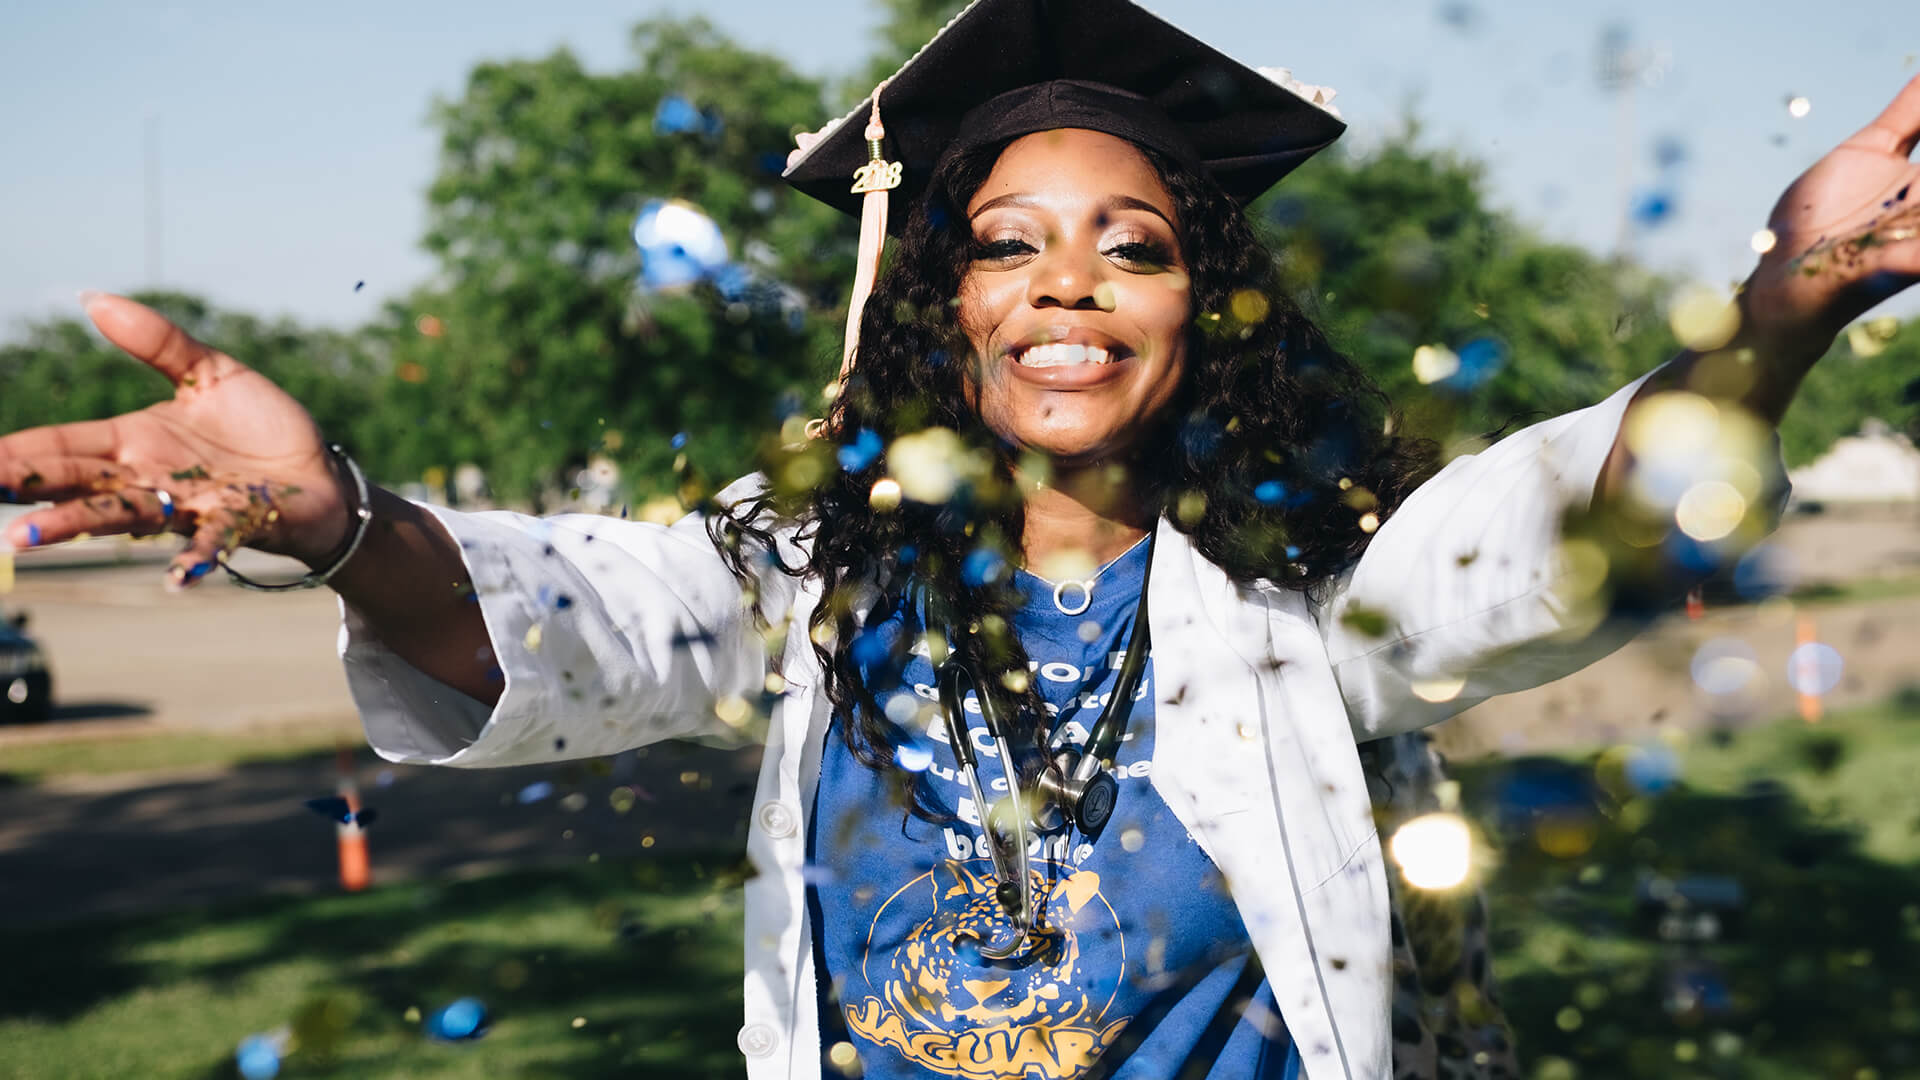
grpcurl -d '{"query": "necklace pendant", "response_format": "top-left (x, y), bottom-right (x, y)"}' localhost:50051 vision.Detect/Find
top-left (1052, 579), bottom-right (1093, 617)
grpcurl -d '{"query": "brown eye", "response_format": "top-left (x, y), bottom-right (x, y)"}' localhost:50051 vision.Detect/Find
top-left (974, 238), bottom-right (1036, 261)
top-left (1104, 241), bottom-right (1174, 269)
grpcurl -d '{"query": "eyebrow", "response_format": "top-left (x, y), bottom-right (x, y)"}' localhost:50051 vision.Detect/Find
top-left (970, 192), bottom-right (1175, 230)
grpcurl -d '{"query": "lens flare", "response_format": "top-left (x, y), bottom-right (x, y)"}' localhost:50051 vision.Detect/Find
top-left (1389, 812), bottom-right (1474, 890)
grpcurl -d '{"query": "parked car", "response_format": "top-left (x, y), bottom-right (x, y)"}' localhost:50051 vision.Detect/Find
top-left (0, 609), bottom-right (52, 724)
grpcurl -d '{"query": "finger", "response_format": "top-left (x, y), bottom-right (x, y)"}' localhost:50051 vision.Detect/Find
top-left (0, 419), bottom-right (125, 471)
top-left (167, 521), bottom-right (232, 591)
top-left (0, 457), bottom-right (135, 504)
top-left (80, 292), bottom-right (216, 387)
top-left (1857, 73), bottom-right (1920, 158)
top-left (5, 488), bottom-right (176, 549)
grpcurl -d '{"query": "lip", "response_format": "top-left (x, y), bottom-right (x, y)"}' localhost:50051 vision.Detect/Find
top-left (1000, 327), bottom-right (1135, 390)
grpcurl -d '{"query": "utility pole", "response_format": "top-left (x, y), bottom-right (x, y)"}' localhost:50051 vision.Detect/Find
top-left (144, 112), bottom-right (163, 285)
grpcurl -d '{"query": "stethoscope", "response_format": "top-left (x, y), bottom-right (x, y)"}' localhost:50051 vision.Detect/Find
top-left (932, 533), bottom-right (1153, 959)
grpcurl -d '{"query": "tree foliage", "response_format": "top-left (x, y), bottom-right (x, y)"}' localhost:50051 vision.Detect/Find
top-left (365, 20), bottom-right (854, 506)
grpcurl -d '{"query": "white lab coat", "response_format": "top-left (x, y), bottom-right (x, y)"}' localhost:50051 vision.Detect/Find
top-left (340, 373), bottom-right (1767, 1079)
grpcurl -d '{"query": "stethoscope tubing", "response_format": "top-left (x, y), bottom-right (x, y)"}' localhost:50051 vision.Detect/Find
top-left (931, 531), bottom-right (1155, 955)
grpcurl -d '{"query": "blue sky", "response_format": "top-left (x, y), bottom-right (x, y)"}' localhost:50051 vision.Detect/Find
top-left (1, 0), bottom-right (1914, 337)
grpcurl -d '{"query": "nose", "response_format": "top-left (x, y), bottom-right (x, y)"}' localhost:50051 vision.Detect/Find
top-left (1025, 239), bottom-right (1111, 312)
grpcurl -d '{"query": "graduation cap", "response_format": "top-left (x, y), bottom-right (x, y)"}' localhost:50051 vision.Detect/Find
top-left (782, 0), bottom-right (1346, 384)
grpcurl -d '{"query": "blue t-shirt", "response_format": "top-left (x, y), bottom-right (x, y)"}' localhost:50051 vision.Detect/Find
top-left (807, 541), bottom-right (1301, 1080)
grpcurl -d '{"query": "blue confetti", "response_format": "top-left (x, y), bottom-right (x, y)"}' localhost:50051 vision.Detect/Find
top-left (851, 627), bottom-right (893, 669)
top-left (1652, 135), bottom-right (1688, 170)
top-left (837, 429), bottom-right (884, 472)
top-left (235, 1034), bottom-right (282, 1080)
top-left (633, 199), bottom-right (730, 292)
top-left (670, 431), bottom-right (688, 450)
top-left (516, 781), bottom-right (554, 805)
top-left (1631, 189), bottom-right (1676, 227)
top-left (961, 546), bottom-right (1008, 586)
top-left (424, 997), bottom-right (491, 1042)
top-left (1254, 481), bottom-right (1287, 505)
top-left (1179, 417), bottom-right (1224, 460)
top-left (1441, 336), bottom-right (1508, 391)
top-left (894, 737), bottom-right (936, 773)
top-left (1624, 743), bottom-right (1680, 794)
top-left (653, 95), bottom-right (709, 136)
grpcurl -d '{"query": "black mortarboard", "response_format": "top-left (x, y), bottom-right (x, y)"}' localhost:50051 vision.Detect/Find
top-left (782, 0), bottom-right (1347, 223)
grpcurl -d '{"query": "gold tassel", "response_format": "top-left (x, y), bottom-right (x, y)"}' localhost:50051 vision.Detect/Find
top-left (808, 82), bottom-right (899, 441)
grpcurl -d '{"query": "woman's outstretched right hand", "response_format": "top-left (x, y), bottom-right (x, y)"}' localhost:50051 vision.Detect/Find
top-left (0, 293), bottom-right (353, 588)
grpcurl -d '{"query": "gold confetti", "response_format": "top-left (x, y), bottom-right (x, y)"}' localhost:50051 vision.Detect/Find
top-left (571, 1016), bottom-right (588, 1029)
top-left (868, 477), bottom-right (902, 512)
top-left (523, 623), bottom-right (543, 653)
top-left (0, 550), bottom-right (11, 594)
top-left (1230, 288), bottom-right (1270, 324)
top-left (1412, 344), bottom-right (1460, 384)
top-left (1846, 316), bottom-right (1900, 357)
top-left (1668, 285), bottom-right (1741, 351)
top-left (1675, 480), bottom-right (1747, 541)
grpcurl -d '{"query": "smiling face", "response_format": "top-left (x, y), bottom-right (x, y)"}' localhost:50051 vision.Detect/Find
top-left (958, 129), bottom-right (1192, 466)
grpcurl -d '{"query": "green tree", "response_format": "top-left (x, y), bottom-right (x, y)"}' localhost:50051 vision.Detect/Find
top-left (379, 18), bottom-right (855, 506)
top-left (0, 291), bottom-right (380, 458)
top-left (1253, 129), bottom-right (1675, 449)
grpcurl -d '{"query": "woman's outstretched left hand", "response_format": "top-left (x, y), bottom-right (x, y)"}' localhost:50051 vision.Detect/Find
top-left (1744, 75), bottom-right (1920, 352)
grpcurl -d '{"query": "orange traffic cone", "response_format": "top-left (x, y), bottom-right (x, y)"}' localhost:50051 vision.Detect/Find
top-left (335, 746), bottom-right (371, 891)
top-left (1793, 614), bottom-right (1822, 725)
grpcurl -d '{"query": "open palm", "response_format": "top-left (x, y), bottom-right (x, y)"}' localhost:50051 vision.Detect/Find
top-left (1747, 75), bottom-right (1920, 345)
top-left (0, 295), bottom-right (349, 585)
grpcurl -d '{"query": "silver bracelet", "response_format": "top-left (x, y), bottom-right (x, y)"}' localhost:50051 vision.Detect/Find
top-left (221, 444), bottom-right (374, 592)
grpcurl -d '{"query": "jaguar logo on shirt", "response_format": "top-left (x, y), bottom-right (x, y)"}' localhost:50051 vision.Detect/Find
top-left (845, 859), bottom-right (1131, 1079)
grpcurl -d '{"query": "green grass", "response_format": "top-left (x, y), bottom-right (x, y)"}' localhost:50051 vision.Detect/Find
top-left (7, 700), bottom-right (1920, 1080)
top-left (1457, 695), bottom-right (1920, 1080)
top-left (0, 856), bottom-right (748, 1080)
top-left (0, 729), bottom-right (356, 784)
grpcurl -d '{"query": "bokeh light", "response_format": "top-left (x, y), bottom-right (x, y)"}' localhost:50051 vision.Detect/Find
top-left (1390, 812), bottom-right (1474, 890)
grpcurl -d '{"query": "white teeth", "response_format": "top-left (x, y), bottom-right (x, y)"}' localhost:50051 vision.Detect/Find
top-left (1015, 343), bottom-right (1114, 368)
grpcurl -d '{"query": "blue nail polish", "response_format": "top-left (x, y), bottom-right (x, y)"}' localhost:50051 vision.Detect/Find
top-left (24, 523), bottom-right (40, 547)
top-left (185, 561), bottom-right (214, 583)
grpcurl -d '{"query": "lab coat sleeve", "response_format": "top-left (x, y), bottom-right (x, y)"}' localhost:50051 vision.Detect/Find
top-left (338, 476), bottom-right (799, 767)
top-left (1315, 373), bottom-right (1786, 741)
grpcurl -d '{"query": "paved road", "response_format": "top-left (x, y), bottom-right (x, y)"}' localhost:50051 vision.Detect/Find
top-left (0, 738), bottom-right (762, 929)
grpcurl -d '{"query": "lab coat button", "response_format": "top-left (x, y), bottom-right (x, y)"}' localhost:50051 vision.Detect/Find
top-left (757, 801), bottom-right (798, 839)
top-left (737, 1022), bottom-right (778, 1057)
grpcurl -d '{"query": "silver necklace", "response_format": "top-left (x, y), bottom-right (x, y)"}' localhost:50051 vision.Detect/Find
top-left (1030, 534), bottom-right (1152, 617)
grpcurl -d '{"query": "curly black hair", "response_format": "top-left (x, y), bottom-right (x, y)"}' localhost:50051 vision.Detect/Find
top-left (713, 135), bottom-right (1436, 795)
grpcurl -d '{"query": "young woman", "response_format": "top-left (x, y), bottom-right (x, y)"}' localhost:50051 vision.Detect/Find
top-left (3, 0), bottom-right (1916, 1076)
